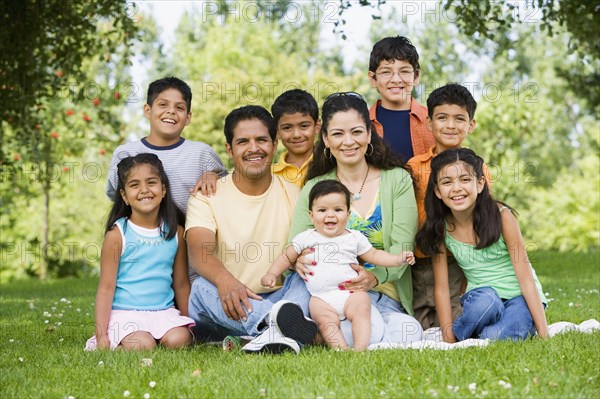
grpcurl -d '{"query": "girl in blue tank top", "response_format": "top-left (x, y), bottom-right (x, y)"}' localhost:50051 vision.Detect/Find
top-left (86, 153), bottom-right (194, 351)
top-left (416, 148), bottom-right (548, 343)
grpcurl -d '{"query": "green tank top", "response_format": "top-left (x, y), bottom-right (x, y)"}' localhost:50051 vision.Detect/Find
top-left (445, 226), bottom-right (547, 303)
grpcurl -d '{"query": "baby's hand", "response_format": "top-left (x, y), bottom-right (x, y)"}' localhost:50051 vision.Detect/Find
top-left (261, 273), bottom-right (277, 288)
top-left (402, 251), bottom-right (415, 265)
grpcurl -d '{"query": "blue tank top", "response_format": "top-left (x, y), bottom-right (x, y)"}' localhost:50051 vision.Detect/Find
top-left (112, 218), bottom-right (178, 310)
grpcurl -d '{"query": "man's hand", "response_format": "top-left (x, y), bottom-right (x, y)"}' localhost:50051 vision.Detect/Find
top-left (216, 274), bottom-right (262, 321)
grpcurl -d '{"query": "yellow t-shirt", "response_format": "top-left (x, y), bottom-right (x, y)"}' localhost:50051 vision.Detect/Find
top-left (272, 151), bottom-right (312, 187)
top-left (185, 174), bottom-right (300, 294)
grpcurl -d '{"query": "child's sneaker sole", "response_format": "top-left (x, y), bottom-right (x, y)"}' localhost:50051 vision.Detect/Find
top-left (275, 302), bottom-right (317, 345)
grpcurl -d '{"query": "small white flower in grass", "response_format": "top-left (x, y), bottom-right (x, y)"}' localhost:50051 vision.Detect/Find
top-left (44, 311), bottom-right (52, 317)
top-left (60, 298), bottom-right (68, 302)
top-left (56, 322), bottom-right (62, 326)
top-left (149, 381), bottom-right (156, 388)
top-left (482, 390), bottom-right (488, 396)
top-left (123, 390), bottom-right (130, 397)
top-left (524, 368), bottom-right (530, 373)
top-left (428, 389), bottom-right (438, 397)
top-left (545, 292), bottom-right (550, 296)
top-left (18, 357), bottom-right (24, 362)
top-left (9, 339), bottom-right (14, 343)
top-left (446, 385), bottom-right (459, 392)
top-left (468, 383), bottom-right (476, 393)
top-left (143, 393), bottom-right (150, 399)
top-left (59, 338), bottom-right (64, 342)
top-left (568, 302), bottom-right (574, 307)
top-left (59, 313), bottom-right (63, 318)
top-left (259, 388), bottom-right (265, 396)
top-left (588, 377), bottom-right (594, 383)
top-left (379, 390), bottom-right (386, 396)
top-left (498, 380), bottom-right (512, 389)
top-left (29, 302), bottom-right (35, 310)
top-left (98, 361), bottom-right (104, 366)
top-left (141, 358), bottom-right (153, 367)
top-left (76, 308), bottom-right (81, 312)
top-left (316, 396), bottom-right (324, 399)
top-left (45, 320), bottom-right (49, 324)
top-left (52, 306), bottom-right (57, 311)
top-left (67, 396), bottom-right (75, 399)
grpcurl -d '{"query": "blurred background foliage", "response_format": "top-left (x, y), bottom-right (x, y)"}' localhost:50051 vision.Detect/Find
top-left (1, 0), bottom-right (598, 280)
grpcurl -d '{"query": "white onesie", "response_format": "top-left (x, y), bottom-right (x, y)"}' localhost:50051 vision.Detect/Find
top-left (292, 229), bottom-right (373, 319)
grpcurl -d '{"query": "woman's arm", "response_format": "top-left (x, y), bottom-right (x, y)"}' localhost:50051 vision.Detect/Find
top-left (172, 226), bottom-right (191, 316)
top-left (371, 168), bottom-right (418, 285)
top-left (95, 228), bottom-right (121, 349)
top-left (501, 209), bottom-right (549, 338)
top-left (432, 248), bottom-right (456, 343)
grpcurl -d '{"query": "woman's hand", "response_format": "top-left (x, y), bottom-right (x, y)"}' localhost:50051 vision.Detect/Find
top-left (292, 247), bottom-right (315, 281)
top-left (338, 263), bottom-right (377, 292)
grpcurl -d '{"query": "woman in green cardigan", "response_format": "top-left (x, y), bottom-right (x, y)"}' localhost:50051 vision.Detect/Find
top-left (288, 92), bottom-right (423, 346)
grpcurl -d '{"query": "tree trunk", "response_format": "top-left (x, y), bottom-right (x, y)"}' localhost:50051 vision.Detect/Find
top-left (40, 178), bottom-right (50, 280)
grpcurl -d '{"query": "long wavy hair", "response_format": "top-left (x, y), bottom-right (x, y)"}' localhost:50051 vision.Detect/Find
top-left (415, 148), bottom-right (513, 255)
top-left (305, 94), bottom-right (404, 182)
top-left (105, 153), bottom-right (182, 239)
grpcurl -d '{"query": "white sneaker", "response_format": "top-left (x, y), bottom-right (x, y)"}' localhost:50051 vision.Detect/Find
top-left (269, 300), bottom-right (318, 345)
top-left (242, 327), bottom-right (300, 355)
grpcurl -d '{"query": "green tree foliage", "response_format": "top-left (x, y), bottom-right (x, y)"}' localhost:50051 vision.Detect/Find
top-left (0, 1), bottom-right (142, 279)
top-left (168, 1), bottom-right (362, 164)
top-left (341, 0), bottom-right (599, 113)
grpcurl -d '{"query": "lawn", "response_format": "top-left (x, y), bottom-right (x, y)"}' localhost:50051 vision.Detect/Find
top-left (1, 250), bottom-right (599, 398)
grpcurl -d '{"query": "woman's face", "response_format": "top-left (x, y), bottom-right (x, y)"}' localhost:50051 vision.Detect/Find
top-left (323, 110), bottom-right (371, 168)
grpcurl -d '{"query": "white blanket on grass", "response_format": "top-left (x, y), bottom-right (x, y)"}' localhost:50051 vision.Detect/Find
top-left (368, 319), bottom-right (600, 351)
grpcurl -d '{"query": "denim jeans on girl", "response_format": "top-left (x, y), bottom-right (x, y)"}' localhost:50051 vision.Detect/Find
top-left (453, 286), bottom-right (538, 341)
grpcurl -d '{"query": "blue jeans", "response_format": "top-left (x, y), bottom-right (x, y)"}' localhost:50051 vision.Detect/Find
top-left (340, 292), bottom-right (423, 346)
top-left (188, 272), bottom-right (311, 342)
top-left (453, 287), bottom-right (538, 341)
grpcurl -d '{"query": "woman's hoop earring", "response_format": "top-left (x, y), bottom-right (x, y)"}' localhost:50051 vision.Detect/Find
top-left (324, 147), bottom-right (332, 159)
top-left (365, 143), bottom-right (374, 156)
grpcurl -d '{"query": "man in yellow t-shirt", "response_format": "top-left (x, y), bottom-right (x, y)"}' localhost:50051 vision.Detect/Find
top-left (185, 105), bottom-right (317, 354)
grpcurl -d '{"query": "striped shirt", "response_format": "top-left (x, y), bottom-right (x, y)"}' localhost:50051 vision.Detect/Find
top-left (106, 137), bottom-right (227, 213)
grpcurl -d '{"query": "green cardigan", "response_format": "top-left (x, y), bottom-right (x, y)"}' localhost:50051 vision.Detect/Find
top-left (288, 167), bottom-right (418, 315)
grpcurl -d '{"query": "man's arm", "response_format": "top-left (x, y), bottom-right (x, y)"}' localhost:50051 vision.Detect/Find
top-left (186, 226), bottom-right (261, 322)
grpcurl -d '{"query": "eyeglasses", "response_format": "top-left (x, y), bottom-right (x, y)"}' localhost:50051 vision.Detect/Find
top-left (324, 91), bottom-right (365, 104)
top-left (374, 69), bottom-right (415, 81)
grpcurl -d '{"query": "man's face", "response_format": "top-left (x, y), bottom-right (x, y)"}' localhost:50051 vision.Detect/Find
top-left (226, 118), bottom-right (277, 181)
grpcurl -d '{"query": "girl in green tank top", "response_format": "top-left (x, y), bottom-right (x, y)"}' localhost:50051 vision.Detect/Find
top-left (416, 148), bottom-right (548, 343)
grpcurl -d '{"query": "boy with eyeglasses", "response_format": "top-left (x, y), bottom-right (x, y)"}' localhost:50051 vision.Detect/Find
top-left (368, 36), bottom-right (434, 162)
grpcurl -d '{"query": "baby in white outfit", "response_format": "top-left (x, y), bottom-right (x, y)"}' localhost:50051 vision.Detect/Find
top-left (261, 180), bottom-right (414, 351)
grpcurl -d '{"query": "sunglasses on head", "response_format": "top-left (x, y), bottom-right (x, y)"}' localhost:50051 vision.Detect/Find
top-left (323, 91), bottom-right (365, 104)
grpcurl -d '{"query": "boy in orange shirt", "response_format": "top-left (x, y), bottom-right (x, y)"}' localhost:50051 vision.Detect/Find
top-left (368, 36), bottom-right (434, 162)
top-left (407, 83), bottom-right (491, 329)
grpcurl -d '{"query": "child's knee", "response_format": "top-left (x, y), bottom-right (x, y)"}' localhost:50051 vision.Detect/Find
top-left (121, 332), bottom-right (157, 350)
top-left (462, 287), bottom-right (503, 316)
top-left (160, 327), bottom-right (192, 348)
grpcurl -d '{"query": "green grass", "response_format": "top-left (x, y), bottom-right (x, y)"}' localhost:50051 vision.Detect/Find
top-left (1, 250), bottom-right (599, 398)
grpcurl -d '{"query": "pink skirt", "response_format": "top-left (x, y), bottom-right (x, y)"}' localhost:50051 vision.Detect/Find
top-left (84, 307), bottom-right (195, 351)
